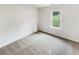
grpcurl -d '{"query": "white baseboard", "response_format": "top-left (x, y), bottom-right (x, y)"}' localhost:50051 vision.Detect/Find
top-left (0, 31), bottom-right (37, 48)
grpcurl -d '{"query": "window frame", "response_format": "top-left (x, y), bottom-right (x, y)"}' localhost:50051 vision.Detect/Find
top-left (51, 10), bottom-right (62, 29)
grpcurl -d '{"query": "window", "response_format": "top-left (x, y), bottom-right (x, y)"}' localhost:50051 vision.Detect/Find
top-left (51, 11), bottom-right (61, 29)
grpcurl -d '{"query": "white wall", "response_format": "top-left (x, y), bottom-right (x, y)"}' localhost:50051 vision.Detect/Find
top-left (0, 5), bottom-right (38, 48)
top-left (38, 5), bottom-right (79, 42)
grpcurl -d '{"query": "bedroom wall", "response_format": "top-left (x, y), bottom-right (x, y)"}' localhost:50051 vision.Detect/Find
top-left (38, 5), bottom-right (79, 42)
top-left (0, 5), bottom-right (38, 48)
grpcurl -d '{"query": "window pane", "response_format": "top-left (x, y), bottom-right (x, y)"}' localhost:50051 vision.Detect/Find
top-left (52, 11), bottom-right (60, 28)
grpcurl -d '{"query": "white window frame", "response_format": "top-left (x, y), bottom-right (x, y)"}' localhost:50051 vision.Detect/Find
top-left (51, 10), bottom-right (62, 29)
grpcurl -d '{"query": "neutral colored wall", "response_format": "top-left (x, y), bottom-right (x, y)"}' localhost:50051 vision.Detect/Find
top-left (0, 5), bottom-right (38, 48)
top-left (38, 5), bottom-right (79, 42)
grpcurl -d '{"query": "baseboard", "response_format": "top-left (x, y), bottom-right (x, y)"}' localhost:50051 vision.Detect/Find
top-left (0, 31), bottom-right (37, 48)
top-left (38, 30), bottom-right (79, 43)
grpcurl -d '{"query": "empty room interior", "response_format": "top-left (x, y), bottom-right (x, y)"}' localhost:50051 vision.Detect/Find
top-left (0, 4), bottom-right (79, 55)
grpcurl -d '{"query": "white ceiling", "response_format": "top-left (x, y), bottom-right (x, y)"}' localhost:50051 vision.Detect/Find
top-left (31, 4), bottom-right (53, 8)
